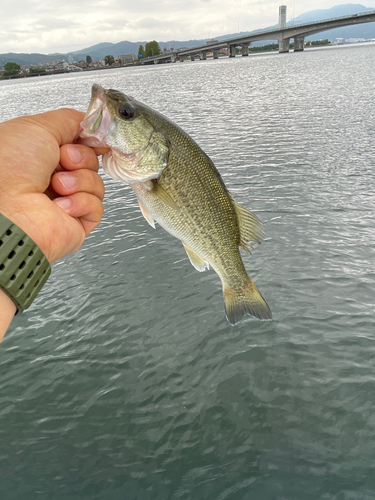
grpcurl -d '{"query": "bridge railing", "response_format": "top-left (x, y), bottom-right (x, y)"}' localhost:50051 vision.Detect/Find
top-left (144, 9), bottom-right (375, 60)
top-left (230, 9), bottom-right (375, 39)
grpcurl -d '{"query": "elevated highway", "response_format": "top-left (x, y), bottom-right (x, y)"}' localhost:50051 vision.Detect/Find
top-left (141, 10), bottom-right (375, 64)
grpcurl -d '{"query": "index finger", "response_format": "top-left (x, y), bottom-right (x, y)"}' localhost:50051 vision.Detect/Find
top-left (22, 108), bottom-right (85, 146)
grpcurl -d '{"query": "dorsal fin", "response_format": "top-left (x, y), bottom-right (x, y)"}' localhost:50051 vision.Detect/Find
top-left (230, 195), bottom-right (265, 253)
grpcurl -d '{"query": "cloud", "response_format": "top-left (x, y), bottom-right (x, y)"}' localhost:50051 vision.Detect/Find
top-left (1, 0), bottom-right (375, 53)
top-left (34, 18), bottom-right (80, 29)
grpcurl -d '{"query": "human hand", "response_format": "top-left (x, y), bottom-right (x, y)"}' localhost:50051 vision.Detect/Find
top-left (0, 108), bottom-right (107, 263)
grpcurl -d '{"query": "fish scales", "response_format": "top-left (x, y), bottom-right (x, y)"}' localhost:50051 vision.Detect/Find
top-left (78, 84), bottom-right (272, 324)
top-left (133, 136), bottom-right (243, 281)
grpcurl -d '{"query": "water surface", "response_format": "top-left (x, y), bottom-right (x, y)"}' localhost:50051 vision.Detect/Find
top-left (1, 44), bottom-right (375, 499)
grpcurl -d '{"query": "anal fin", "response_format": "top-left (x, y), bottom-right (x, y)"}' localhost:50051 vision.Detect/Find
top-left (183, 243), bottom-right (209, 272)
top-left (137, 200), bottom-right (155, 228)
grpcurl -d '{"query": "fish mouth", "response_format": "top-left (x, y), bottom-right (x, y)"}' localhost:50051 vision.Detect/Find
top-left (78, 84), bottom-right (167, 184)
top-left (78, 84), bottom-right (147, 178)
top-left (78, 84), bottom-right (114, 147)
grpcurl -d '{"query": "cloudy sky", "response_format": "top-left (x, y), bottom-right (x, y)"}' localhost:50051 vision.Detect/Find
top-left (2, 0), bottom-right (375, 54)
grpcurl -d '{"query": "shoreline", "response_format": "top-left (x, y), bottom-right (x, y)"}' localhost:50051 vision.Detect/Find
top-left (2, 40), bottom-right (374, 80)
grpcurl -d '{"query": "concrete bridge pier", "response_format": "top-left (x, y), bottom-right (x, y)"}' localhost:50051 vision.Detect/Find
top-left (241, 43), bottom-right (250, 56)
top-left (279, 38), bottom-right (290, 53)
top-left (294, 36), bottom-right (305, 51)
top-left (213, 50), bottom-right (220, 59)
top-left (190, 55), bottom-right (196, 61)
top-left (229, 45), bottom-right (237, 58)
top-left (199, 51), bottom-right (207, 60)
top-left (171, 53), bottom-right (184, 62)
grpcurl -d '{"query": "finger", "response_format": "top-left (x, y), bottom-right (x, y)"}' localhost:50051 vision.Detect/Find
top-left (22, 108), bottom-right (85, 146)
top-left (60, 144), bottom-right (100, 173)
top-left (51, 169), bottom-right (105, 201)
top-left (93, 147), bottom-right (111, 156)
top-left (55, 192), bottom-right (104, 237)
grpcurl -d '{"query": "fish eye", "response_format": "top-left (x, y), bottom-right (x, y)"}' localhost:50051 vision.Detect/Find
top-left (118, 103), bottom-right (135, 120)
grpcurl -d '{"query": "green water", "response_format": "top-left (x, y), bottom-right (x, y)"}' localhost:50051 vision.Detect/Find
top-left (1, 43), bottom-right (375, 499)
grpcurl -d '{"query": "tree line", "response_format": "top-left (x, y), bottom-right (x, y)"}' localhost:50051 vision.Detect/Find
top-left (98, 41), bottom-right (163, 66)
top-left (96, 41), bottom-right (162, 68)
top-left (3, 62), bottom-right (21, 76)
top-left (137, 41), bottom-right (162, 59)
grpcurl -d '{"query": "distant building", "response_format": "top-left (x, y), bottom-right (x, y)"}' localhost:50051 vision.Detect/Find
top-left (346, 38), bottom-right (367, 43)
top-left (68, 55), bottom-right (74, 64)
top-left (118, 54), bottom-right (137, 64)
top-left (279, 5), bottom-right (287, 29)
top-left (67, 64), bottom-right (82, 71)
top-left (41, 60), bottom-right (69, 72)
top-left (88, 61), bottom-right (105, 68)
top-left (75, 60), bottom-right (87, 68)
top-left (206, 39), bottom-right (219, 45)
top-left (55, 61), bottom-right (68, 71)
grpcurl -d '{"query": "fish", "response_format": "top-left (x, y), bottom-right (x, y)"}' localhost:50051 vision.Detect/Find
top-left (78, 84), bottom-right (271, 324)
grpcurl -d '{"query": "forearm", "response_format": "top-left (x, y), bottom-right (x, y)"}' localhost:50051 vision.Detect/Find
top-left (0, 289), bottom-right (17, 342)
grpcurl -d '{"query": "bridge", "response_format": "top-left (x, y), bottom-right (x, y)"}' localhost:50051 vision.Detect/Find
top-left (141, 9), bottom-right (375, 64)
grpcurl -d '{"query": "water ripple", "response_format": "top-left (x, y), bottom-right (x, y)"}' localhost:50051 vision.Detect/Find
top-left (1, 44), bottom-right (375, 499)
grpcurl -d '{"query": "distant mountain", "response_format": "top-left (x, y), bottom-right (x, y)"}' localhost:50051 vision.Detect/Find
top-left (0, 52), bottom-right (58, 67)
top-left (215, 3), bottom-right (375, 45)
top-left (70, 41), bottom-right (145, 61)
top-left (290, 2), bottom-right (371, 23)
top-left (1, 4), bottom-right (374, 67)
top-left (299, 3), bottom-right (375, 41)
top-left (70, 39), bottom-right (211, 62)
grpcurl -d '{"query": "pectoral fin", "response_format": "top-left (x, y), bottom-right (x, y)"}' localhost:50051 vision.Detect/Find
top-left (137, 200), bottom-right (155, 228)
top-left (231, 196), bottom-right (265, 252)
top-left (183, 243), bottom-right (209, 272)
top-left (146, 180), bottom-right (177, 208)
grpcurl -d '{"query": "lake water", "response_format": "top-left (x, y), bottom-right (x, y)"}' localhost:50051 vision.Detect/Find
top-left (1, 43), bottom-right (375, 499)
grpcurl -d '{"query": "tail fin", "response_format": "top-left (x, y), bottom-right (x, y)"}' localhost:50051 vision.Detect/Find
top-left (223, 278), bottom-right (272, 325)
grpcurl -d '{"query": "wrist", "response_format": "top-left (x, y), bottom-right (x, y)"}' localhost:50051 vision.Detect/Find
top-left (0, 213), bottom-right (51, 314)
top-left (0, 289), bottom-right (17, 341)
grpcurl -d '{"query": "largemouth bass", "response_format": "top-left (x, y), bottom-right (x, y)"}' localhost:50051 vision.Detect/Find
top-left (79, 84), bottom-right (271, 324)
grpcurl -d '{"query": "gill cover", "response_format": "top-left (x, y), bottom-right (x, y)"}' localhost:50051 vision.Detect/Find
top-left (79, 84), bottom-right (169, 183)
